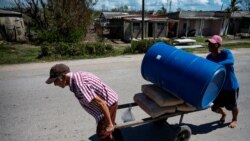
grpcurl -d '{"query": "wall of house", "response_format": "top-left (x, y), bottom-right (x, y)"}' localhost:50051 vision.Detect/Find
top-left (131, 21), bottom-right (142, 39)
top-left (123, 21), bottom-right (131, 41)
top-left (0, 16), bottom-right (26, 41)
top-left (228, 19), bottom-right (241, 35)
top-left (202, 20), bottom-right (221, 36)
top-left (109, 19), bottom-right (123, 39)
top-left (122, 21), bottom-right (168, 41)
top-left (177, 19), bottom-right (223, 37)
top-left (154, 22), bottom-right (167, 38)
top-left (240, 18), bottom-right (250, 33)
top-left (167, 21), bottom-right (178, 38)
top-left (177, 20), bottom-right (187, 37)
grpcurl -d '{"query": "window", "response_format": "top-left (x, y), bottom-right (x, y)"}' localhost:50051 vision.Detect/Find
top-left (133, 22), bottom-right (140, 32)
top-left (157, 23), bottom-right (165, 30)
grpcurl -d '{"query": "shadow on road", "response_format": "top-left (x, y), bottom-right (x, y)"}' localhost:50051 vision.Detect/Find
top-left (185, 121), bottom-right (229, 135)
top-left (89, 120), bottom-right (228, 141)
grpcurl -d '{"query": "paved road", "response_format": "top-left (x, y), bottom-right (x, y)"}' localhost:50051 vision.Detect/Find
top-left (0, 48), bottom-right (250, 141)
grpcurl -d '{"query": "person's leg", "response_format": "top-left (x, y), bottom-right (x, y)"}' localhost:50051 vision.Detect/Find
top-left (211, 91), bottom-right (226, 124)
top-left (110, 102), bottom-right (118, 125)
top-left (227, 89), bottom-right (239, 128)
top-left (229, 106), bottom-right (239, 128)
top-left (96, 119), bottom-right (113, 141)
top-left (213, 107), bottom-right (227, 124)
top-left (96, 102), bottom-right (118, 141)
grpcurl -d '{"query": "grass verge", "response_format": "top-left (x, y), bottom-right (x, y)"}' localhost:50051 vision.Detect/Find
top-left (1, 42), bottom-right (250, 64)
top-left (0, 43), bottom-right (40, 64)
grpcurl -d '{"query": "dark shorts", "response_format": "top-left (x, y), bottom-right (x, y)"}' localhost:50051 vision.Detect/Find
top-left (211, 88), bottom-right (239, 111)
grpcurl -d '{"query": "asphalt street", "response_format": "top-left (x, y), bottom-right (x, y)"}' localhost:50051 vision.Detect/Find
top-left (0, 48), bottom-right (250, 141)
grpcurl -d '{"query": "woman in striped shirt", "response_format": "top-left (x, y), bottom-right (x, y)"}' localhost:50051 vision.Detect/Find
top-left (46, 64), bottom-right (118, 141)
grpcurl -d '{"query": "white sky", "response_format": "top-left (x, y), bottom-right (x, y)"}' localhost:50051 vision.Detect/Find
top-left (93, 0), bottom-right (231, 12)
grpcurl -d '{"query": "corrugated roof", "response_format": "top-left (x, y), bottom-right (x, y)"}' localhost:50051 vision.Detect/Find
top-left (0, 9), bottom-right (22, 17)
top-left (101, 12), bottom-right (129, 19)
top-left (167, 11), bottom-right (229, 19)
top-left (181, 17), bottom-right (220, 20)
top-left (231, 11), bottom-right (250, 18)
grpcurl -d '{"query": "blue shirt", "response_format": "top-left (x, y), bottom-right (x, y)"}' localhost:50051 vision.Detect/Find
top-left (206, 49), bottom-right (239, 90)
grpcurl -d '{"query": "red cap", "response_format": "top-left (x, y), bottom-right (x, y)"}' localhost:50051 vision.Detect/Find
top-left (207, 35), bottom-right (222, 45)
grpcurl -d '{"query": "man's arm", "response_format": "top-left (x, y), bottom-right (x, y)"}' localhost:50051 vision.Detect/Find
top-left (93, 95), bottom-right (114, 132)
top-left (218, 50), bottom-right (234, 66)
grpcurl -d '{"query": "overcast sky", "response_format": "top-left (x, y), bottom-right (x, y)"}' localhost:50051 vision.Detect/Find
top-left (93, 0), bottom-right (237, 12)
top-left (0, 0), bottom-right (246, 12)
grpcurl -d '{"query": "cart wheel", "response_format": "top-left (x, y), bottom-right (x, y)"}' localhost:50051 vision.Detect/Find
top-left (112, 128), bottom-right (124, 141)
top-left (174, 125), bottom-right (191, 141)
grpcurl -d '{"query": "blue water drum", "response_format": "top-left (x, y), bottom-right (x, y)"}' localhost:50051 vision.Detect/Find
top-left (141, 42), bottom-right (226, 109)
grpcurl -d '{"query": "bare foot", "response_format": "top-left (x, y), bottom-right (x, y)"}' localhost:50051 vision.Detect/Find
top-left (229, 121), bottom-right (237, 128)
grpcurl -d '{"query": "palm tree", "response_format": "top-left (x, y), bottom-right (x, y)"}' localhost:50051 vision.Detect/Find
top-left (157, 5), bottom-right (167, 15)
top-left (223, 0), bottom-right (241, 35)
top-left (225, 0), bottom-right (241, 12)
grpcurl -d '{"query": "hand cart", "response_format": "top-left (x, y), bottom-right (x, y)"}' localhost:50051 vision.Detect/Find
top-left (113, 102), bottom-right (204, 141)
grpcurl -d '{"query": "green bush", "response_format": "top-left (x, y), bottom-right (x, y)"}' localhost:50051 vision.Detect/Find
top-left (125, 39), bottom-right (171, 54)
top-left (38, 42), bottom-right (114, 58)
top-left (37, 27), bottom-right (86, 43)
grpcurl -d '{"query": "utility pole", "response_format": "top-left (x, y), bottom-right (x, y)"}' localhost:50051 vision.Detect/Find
top-left (169, 0), bottom-right (172, 13)
top-left (141, 0), bottom-right (144, 40)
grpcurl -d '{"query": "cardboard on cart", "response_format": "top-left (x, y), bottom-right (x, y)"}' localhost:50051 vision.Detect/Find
top-left (177, 103), bottom-right (196, 112)
top-left (142, 84), bottom-right (184, 107)
top-left (134, 93), bottom-right (176, 118)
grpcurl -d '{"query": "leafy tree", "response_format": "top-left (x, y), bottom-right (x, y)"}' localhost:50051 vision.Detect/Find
top-left (111, 5), bottom-right (129, 12)
top-left (157, 5), bottom-right (167, 15)
top-left (225, 0), bottom-right (241, 12)
top-left (224, 0), bottom-right (241, 35)
top-left (12, 0), bottom-right (98, 42)
top-left (12, 0), bottom-right (48, 29)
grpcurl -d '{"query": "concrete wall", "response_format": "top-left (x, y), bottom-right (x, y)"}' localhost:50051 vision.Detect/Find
top-left (154, 22), bottom-right (167, 38)
top-left (177, 19), bottom-right (223, 37)
top-left (0, 16), bottom-right (26, 41)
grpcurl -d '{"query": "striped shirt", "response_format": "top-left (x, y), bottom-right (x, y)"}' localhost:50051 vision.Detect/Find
top-left (69, 71), bottom-right (118, 122)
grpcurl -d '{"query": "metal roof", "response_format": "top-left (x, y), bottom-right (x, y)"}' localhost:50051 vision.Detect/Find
top-left (100, 12), bottom-right (129, 19)
top-left (167, 11), bottom-right (229, 20)
top-left (0, 9), bottom-right (22, 17)
top-left (231, 11), bottom-right (250, 19)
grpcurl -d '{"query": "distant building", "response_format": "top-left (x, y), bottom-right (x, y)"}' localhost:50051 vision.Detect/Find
top-left (98, 12), bottom-right (178, 42)
top-left (229, 11), bottom-right (250, 35)
top-left (167, 11), bottom-right (230, 37)
top-left (96, 11), bottom-right (249, 41)
top-left (98, 12), bottom-right (129, 27)
top-left (109, 14), bottom-right (178, 41)
top-left (167, 10), bottom-right (250, 37)
top-left (0, 9), bottom-right (26, 41)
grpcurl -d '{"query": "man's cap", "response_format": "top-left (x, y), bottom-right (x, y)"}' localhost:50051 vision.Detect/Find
top-left (46, 64), bottom-right (70, 84)
top-left (206, 35), bottom-right (223, 45)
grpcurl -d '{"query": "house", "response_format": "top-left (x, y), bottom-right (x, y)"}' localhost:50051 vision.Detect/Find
top-left (228, 11), bottom-right (250, 35)
top-left (108, 14), bottom-right (178, 42)
top-left (0, 9), bottom-right (26, 41)
top-left (97, 10), bottom-right (249, 42)
top-left (98, 12), bottom-right (129, 28)
top-left (167, 11), bottom-right (229, 37)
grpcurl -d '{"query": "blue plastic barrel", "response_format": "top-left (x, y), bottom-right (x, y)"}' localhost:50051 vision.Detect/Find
top-left (141, 42), bottom-right (226, 109)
